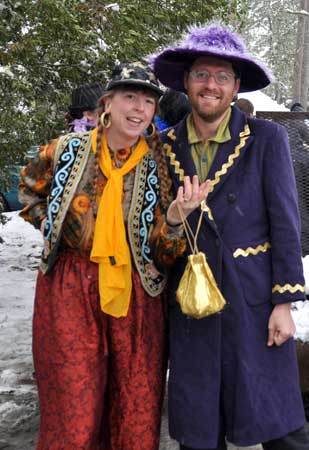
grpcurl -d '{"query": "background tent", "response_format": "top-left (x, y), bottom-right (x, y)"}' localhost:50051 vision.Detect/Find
top-left (237, 90), bottom-right (289, 112)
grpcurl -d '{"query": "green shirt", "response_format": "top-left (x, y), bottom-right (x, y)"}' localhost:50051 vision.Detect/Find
top-left (187, 107), bottom-right (232, 182)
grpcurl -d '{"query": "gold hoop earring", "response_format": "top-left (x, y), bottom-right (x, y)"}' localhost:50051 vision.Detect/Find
top-left (147, 122), bottom-right (156, 138)
top-left (100, 112), bottom-right (112, 128)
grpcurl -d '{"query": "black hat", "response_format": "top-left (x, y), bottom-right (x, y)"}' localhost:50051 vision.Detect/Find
top-left (68, 82), bottom-right (104, 117)
top-left (290, 102), bottom-right (305, 112)
top-left (105, 62), bottom-right (163, 97)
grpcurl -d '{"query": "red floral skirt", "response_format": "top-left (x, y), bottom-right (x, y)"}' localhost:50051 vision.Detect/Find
top-left (33, 249), bottom-right (167, 450)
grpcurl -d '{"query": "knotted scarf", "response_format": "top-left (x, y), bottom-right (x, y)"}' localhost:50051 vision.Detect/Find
top-left (90, 128), bottom-right (148, 317)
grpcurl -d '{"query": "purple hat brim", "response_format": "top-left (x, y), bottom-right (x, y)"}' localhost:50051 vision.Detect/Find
top-left (153, 49), bottom-right (273, 93)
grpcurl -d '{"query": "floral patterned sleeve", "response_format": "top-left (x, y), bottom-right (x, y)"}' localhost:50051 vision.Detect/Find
top-left (150, 202), bottom-right (187, 270)
top-left (19, 140), bottom-right (57, 229)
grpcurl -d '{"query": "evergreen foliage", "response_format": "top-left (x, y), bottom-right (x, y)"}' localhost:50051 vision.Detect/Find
top-left (0, 0), bottom-right (247, 176)
top-left (244, 0), bottom-right (299, 105)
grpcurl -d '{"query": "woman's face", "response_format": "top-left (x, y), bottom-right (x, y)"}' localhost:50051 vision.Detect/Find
top-left (104, 88), bottom-right (157, 142)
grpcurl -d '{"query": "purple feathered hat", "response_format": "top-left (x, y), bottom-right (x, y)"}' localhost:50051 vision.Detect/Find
top-left (151, 23), bottom-right (273, 93)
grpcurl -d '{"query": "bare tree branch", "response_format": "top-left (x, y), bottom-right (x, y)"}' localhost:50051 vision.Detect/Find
top-left (285, 8), bottom-right (309, 17)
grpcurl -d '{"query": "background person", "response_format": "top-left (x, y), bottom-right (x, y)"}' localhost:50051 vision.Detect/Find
top-left (234, 97), bottom-right (254, 116)
top-left (19, 62), bottom-right (183, 450)
top-left (155, 88), bottom-right (192, 131)
top-left (65, 82), bottom-right (104, 132)
top-left (153, 23), bottom-right (309, 450)
top-left (291, 102), bottom-right (307, 113)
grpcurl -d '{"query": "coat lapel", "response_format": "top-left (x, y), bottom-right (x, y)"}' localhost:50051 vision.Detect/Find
top-left (162, 119), bottom-right (217, 229)
top-left (163, 119), bottom-right (197, 183)
top-left (162, 108), bottom-right (253, 231)
top-left (206, 108), bottom-right (253, 200)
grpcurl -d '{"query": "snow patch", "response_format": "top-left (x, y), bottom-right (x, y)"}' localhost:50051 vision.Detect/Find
top-left (0, 369), bottom-right (18, 385)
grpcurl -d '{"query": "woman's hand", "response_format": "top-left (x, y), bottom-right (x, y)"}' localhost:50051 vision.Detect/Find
top-left (166, 175), bottom-right (211, 226)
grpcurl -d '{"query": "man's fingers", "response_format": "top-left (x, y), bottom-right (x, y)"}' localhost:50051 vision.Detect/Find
top-left (268, 328), bottom-right (293, 347)
top-left (199, 179), bottom-right (211, 200)
top-left (267, 327), bottom-right (275, 347)
top-left (178, 177), bottom-right (212, 210)
top-left (176, 186), bottom-right (184, 202)
top-left (183, 176), bottom-right (192, 201)
top-left (274, 330), bottom-right (293, 347)
top-left (191, 175), bottom-right (200, 201)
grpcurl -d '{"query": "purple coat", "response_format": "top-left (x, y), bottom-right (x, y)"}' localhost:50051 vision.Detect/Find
top-left (161, 106), bottom-right (306, 448)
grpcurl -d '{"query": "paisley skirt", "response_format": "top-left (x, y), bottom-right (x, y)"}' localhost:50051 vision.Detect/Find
top-left (33, 249), bottom-right (167, 450)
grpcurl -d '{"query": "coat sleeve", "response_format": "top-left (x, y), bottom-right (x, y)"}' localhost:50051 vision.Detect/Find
top-left (149, 183), bottom-right (187, 270)
top-left (152, 221), bottom-right (187, 270)
top-left (263, 123), bottom-right (306, 304)
top-left (150, 132), bottom-right (187, 270)
top-left (18, 140), bottom-right (57, 229)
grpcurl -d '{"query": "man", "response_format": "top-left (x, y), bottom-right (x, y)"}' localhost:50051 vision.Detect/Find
top-left (153, 24), bottom-right (309, 450)
top-left (234, 98), bottom-right (254, 116)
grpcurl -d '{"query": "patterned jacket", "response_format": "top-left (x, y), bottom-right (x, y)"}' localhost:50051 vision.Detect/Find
top-left (19, 130), bottom-right (183, 297)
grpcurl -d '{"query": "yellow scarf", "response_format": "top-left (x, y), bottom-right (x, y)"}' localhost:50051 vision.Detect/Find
top-left (90, 128), bottom-right (148, 317)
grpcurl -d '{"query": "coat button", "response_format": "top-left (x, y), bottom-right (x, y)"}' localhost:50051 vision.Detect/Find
top-left (227, 193), bottom-right (236, 203)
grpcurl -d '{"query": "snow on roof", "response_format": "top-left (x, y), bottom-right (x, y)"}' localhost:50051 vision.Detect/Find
top-left (238, 90), bottom-right (289, 112)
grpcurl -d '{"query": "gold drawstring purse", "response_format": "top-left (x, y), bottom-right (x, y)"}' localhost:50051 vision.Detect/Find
top-left (176, 201), bottom-right (226, 319)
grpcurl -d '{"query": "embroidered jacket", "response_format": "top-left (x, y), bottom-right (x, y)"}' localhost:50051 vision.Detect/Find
top-left (159, 106), bottom-right (306, 305)
top-left (19, 130), bottom-right (183, 297)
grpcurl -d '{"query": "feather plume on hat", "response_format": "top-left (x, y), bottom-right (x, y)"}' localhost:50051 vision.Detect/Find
top-left (151, 23), bottom-right (273, 93)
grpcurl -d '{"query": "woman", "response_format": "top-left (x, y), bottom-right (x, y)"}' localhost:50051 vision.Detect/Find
top-left (19, 62), bottom-right (186, 450)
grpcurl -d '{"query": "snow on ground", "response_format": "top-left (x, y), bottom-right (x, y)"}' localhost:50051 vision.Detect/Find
top-left (0, 212), bottom-right (42, 372)
top-left (292, 254), bottom-right (309, 342)
top-left (0, 212), bottom-right (42, 449)
top-left (293, 301), bottom-right (309, 342)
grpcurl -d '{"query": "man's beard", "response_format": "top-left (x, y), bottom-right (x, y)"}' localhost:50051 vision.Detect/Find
top-left (194, 104), bottom-right (228, 123)
top-left (189, 89), bottom-right (231, 124)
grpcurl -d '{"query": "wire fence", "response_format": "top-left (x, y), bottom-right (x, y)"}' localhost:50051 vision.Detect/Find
top-left (256, 111), bottom-right (309, 257)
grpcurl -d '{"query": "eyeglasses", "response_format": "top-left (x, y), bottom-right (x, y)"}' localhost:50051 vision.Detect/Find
top-left (189, 69), bottom-right (235, 85)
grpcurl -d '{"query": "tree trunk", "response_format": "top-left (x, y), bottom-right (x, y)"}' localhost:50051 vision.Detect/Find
top-left (292, 0), bottom-right (306, 103)
top-left (300, 0), bottom-right (309, 108)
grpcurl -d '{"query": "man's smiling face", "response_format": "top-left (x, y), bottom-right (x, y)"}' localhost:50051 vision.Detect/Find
top-left (184, 56), bottom-right (240, 124)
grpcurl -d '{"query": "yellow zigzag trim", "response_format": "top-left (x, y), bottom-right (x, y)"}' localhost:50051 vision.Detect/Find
top-left (164, 143), bottom-right (185, 181)
top-left (167, 129), bottom-right (177, 141)
top-left (201, 200), bottom-right (214, 221)
top-left (209, 124), bottom-right (251, 193)
top-left (233, 242), bottom-right (271, 258)
top-left (164, 124), bottom-right (250, 221)
top-left (272, 284), bottom-right (306, 294)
